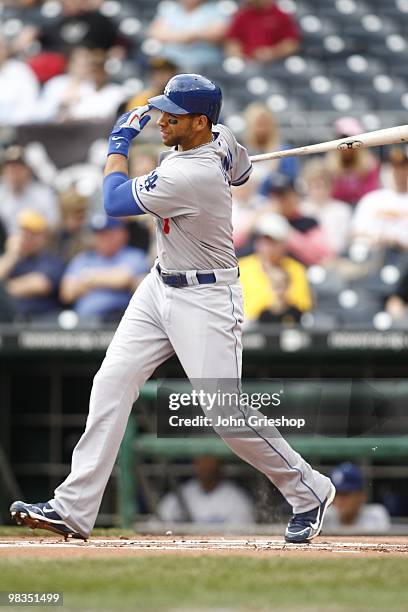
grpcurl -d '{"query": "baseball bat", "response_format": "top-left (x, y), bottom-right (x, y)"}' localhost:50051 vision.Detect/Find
top-left (249, 125), bottom-right (408, 162)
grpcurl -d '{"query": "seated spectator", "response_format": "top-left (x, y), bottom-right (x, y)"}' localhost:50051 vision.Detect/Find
top-left (122, 57), bottom-right (178, 113)
top-left (15, 0), bottom-right (122, 83)
top-left (33, 47), bottom-right (94, 123)
top-left (149, 0), bottom-right (228, 72)
top-left (351, 147), bottom-right (408, 250)
top-left (260, 174), bottom-right (334, 265)
top-left (324, 463), bottom-right (391, 533)
top-left (60, 214), bottom-right (149, 322)
top-left (239, 213), bottom-right (312, 322)
top-left (0, 32), bottom-right (39, 125)
top-left (51, 187), bottom-right (92, 262)
top-left (0, 210), bottom-right (64, 320)
top-left (326, 117), bottom-right (381, 206)
top-left (157, 455), bottom-right (255, 524)
top-left (225, 0), bottom-right (300, 63)
top-left (243, 103), bottom-right (300, 188)
top-left (41, 0), bottom-right (120, 52)
top-left (69, 50), bottom-right (125, 121)
top-left (0, 146), bottom-right (59, 234)
top-left (301, 159), bottom-right (352, 256)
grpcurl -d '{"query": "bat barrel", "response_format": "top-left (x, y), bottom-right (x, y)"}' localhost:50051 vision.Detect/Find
top-left (249, 125), bottom-right (408, 163)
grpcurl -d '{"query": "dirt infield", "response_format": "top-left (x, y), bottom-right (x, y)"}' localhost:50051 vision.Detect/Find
top-left (1, 535), bottom-right (408, 558)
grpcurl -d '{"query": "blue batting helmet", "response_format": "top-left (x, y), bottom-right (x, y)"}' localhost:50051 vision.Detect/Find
top-left (148, 73), bottom-right (222, 124)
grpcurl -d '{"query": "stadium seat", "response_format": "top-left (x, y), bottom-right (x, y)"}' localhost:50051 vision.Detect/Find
top-left (300, 310), bottom-right (340, 330)
top-left (312, 281), bottom-right (384, 327)
top-left (321, 34), bottom-right (357, 58)
top-left (134, 0), bottom-right (161, 23)
top-left (353, 76), bottom-right (407, 111)
top-left (343, 15), bottom-right (397, 43)
top-left (262, 56), bottom-right (324, 88)
top-left (327, 55), bottom-right (386, 85)
top-left (376, 0), bottom-right (408, 19)
top-left (317, 2), bottom-right (368, 30)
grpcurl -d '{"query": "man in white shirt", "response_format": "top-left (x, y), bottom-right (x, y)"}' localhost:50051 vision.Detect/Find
top-left (351, 147), bottom-right (408, 249)
top-left (324, 462), bottom-right (391, 533)
top-left (157, 455), bottom-right (255, 524)
top-left (0, 33), bottom-right (39, 126)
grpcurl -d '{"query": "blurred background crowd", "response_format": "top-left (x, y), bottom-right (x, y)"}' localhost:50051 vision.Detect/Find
top-left (1, 0), bottom-right (408, 330)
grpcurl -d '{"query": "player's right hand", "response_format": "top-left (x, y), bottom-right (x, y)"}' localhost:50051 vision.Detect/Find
top-left (107, 105), bottom-right (151, 158)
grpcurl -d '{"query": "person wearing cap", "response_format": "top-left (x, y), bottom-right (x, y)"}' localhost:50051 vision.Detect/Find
top-left (59, 214), bottom-right (149, 322)
top-left (0, 145), bottom-right (59, 235)
top-left (51, 187), bottom-right (93, 262)
top-left (325, 116), bottom-right (381, 206)
top-left (352, 146), bottom-right (408, 250)
top-left (149, 0), bottom-right (228, 72)
top-left (324, 462), bottom-right (391, 533)
top-left (239, 212), bottom-right (312, 322)
top-left (0, 210), bottom-right (64, 319)
top-left (259, 173), bottom-right (334, 266)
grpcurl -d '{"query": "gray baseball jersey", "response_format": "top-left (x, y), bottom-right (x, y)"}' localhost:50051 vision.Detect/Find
top-left (131, 124), bottom-right (252, 270)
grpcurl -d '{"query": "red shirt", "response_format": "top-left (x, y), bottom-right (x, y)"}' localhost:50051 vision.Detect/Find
top-left (332, 164), bottom-right (381, 206)
top-left (227, 3), bottom-right (300, 58)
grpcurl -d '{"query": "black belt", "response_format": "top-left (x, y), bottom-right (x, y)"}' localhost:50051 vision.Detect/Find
top-left (156, 263), bottom-right (217, 287)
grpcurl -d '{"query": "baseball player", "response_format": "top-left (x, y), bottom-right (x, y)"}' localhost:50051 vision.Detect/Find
top-left (10, 74), bottom-right (335, 543)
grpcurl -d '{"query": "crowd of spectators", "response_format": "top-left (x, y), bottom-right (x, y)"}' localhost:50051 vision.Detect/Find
top-left (1, 0), bottom-right (407, 330)
top-left (0, 0), bottom-right (300, 127)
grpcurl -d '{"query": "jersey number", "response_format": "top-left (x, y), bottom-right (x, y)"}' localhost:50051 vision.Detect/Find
top-left (163, 218), bottom-right (170, 234)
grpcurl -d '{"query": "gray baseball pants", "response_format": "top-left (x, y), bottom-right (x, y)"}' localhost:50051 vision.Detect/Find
top-left (51, 270), bottom-right (331, 537)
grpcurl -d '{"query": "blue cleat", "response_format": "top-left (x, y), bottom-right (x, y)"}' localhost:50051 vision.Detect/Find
top-left (284, 483), bottom-right (336, 543)
top-left (10, 501), bottom-right (86, 541)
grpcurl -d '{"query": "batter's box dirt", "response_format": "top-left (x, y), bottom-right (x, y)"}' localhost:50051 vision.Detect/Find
top-left (1, 536), bottom-right (408, 557)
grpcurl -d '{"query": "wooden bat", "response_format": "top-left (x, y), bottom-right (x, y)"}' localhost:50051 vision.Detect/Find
top-left (249, 125), bottom-right (408, 162)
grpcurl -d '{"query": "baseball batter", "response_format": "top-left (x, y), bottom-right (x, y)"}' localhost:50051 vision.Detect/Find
top-left (11, 74), bottom-right (335, 543)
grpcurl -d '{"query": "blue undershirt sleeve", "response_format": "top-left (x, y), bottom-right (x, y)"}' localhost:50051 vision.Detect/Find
top-left (103, 172), bottom-right (145, 217)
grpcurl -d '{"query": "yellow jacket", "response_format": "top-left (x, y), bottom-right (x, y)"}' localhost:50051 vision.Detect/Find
top-left (239, 254), bottom-right (313, 321)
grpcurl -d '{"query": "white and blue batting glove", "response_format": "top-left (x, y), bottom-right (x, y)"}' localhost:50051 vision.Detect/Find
top-left (107, 104), bottom-right (151, 158)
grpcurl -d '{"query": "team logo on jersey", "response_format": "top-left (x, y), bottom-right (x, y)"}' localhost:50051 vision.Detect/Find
top-left (139, 170), bottom-right (158, 192)
top-left (220, 147), bottom-right (233, 185)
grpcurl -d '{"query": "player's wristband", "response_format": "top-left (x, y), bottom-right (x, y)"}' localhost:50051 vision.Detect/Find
top-left (107, 134), bottom-right (131, 158)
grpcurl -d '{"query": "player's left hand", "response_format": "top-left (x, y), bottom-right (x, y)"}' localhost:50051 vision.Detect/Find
top-left (108, 105), bottom-right (151, 158)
